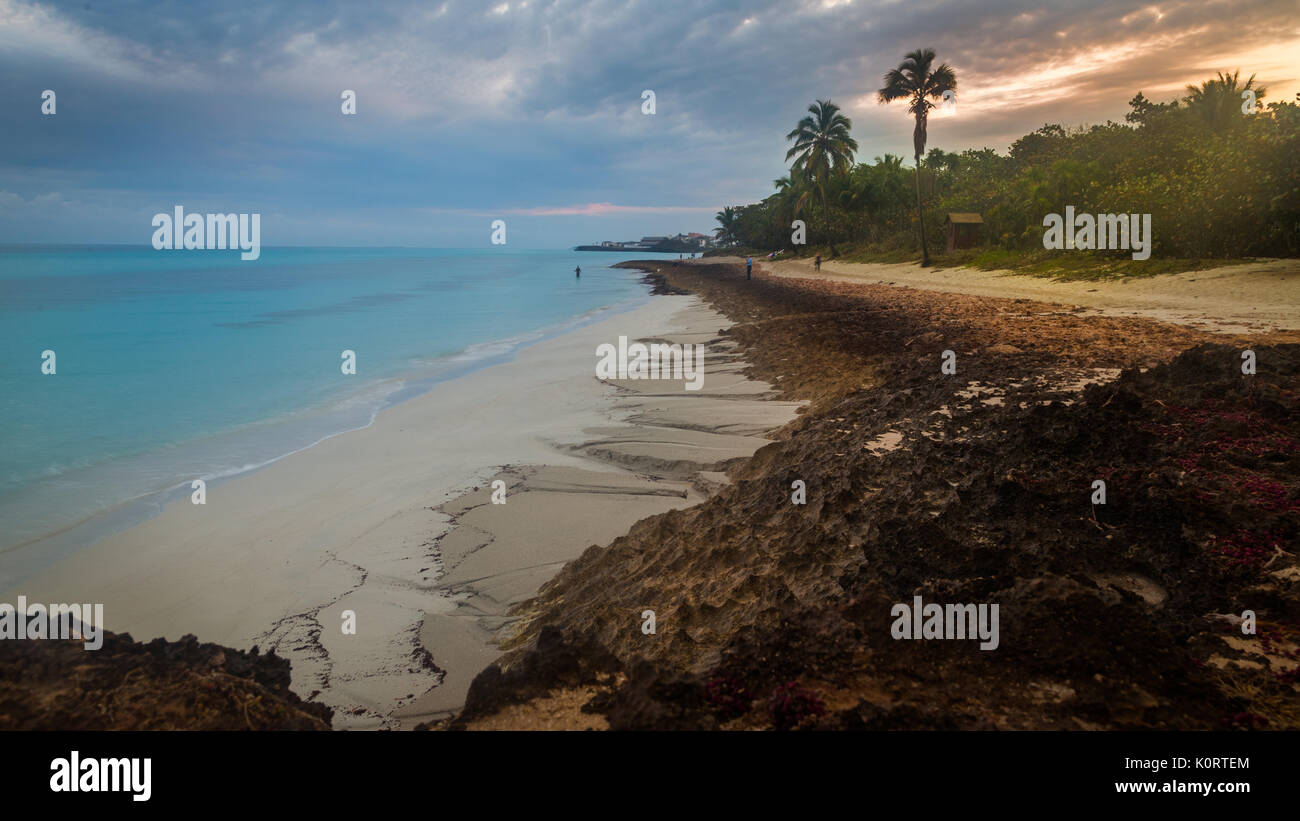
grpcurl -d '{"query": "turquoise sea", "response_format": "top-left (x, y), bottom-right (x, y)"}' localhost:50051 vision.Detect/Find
top-left (0, 245), bottom-right (665, 583)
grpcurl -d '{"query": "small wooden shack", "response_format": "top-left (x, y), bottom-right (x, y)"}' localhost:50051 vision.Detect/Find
top-left (945, 213), bottom-right (983, 253)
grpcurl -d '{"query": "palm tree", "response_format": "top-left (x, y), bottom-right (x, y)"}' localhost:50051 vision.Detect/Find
top-left (772, 173), bottom-right (801, 204)
top-left (714, 206), bottom-right (740, 246)
top-left (877, 48), bottom-right (957, 266)
top-left (875, 153), bottom-right (906, 173)
top-left (785, 100), bottom-right (858, 246)
top-left (773, 172), bottom-right (813, 234)
top-left (1184, 70), bottom-right (1265, 130)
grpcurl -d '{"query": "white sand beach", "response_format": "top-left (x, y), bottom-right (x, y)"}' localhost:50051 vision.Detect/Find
top-left (9, 293), bottom-right (802, 729)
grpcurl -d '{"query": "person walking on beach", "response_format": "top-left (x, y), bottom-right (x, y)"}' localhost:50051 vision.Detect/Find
top-left (746, 256), bottom-right (753, 280)
top-left (814, 254), bottom-right (821, 272)
top-left (575, 265), bottom-right (581, 278)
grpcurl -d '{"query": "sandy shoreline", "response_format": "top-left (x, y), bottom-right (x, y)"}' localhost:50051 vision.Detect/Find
top-left (748, 256), bottom-right (1300, 335)
top-left (9, 290), bottom-right (801, 729)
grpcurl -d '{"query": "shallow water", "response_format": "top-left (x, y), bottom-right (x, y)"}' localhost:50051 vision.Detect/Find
top-left (0, 245), bottom-right (660, 579)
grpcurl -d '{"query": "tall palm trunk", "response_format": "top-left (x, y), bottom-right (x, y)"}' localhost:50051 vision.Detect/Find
top-left (912, 113), bottom-right (930, 267)
top-left (913, 152), bottom-right (929, 266)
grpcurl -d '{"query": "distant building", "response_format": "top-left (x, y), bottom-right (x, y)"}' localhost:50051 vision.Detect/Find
top-left (581, 233), bottom-right (716, 252)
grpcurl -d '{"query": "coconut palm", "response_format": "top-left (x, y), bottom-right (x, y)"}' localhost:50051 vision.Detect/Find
top-left (877, 48), bottom-right (957, 266)
top-left (1184, 70), bottom-right (1266, 130)
top-left (772, 173), bottom-right (801, 203)
top-left (875, 153), bottom-right (906, 173)
top-left (714, 206), bottom-right (740, 246)
top-left (785, 100), bottom-right (858, 245)
top-left (773, 172), bottom-right (813, 231)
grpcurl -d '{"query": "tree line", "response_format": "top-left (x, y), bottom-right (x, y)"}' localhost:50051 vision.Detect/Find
top-left (715, 52), bottom-right (1299, 263)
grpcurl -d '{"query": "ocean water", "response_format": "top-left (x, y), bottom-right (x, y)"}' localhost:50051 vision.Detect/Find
top-left (0, 245), bottom-right (664, 581)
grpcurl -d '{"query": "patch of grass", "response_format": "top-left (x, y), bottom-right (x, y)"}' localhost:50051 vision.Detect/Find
top-left (833, 246), bottom-right (918, 264)
top-left (955, 248), bottom-right (1258, 281)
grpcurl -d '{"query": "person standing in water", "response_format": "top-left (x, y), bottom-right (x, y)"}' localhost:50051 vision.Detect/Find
top-left (746, 256), bottom-right (753, 280)
top-left (575, 265), bottom-right (581, 278)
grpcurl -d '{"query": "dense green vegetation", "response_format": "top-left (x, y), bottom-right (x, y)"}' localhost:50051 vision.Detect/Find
top-left (714, 62), bottom-right (1299, 274)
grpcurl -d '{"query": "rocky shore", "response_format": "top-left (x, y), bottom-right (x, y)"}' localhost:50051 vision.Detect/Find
top-left (442, 260), bottom-right (1300, 730)
top-left (0, 630), bottom-right (332, 730)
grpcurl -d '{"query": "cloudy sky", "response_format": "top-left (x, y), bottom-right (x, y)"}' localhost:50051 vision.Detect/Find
top-left (1, 0), bottom-right (1296, 248)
